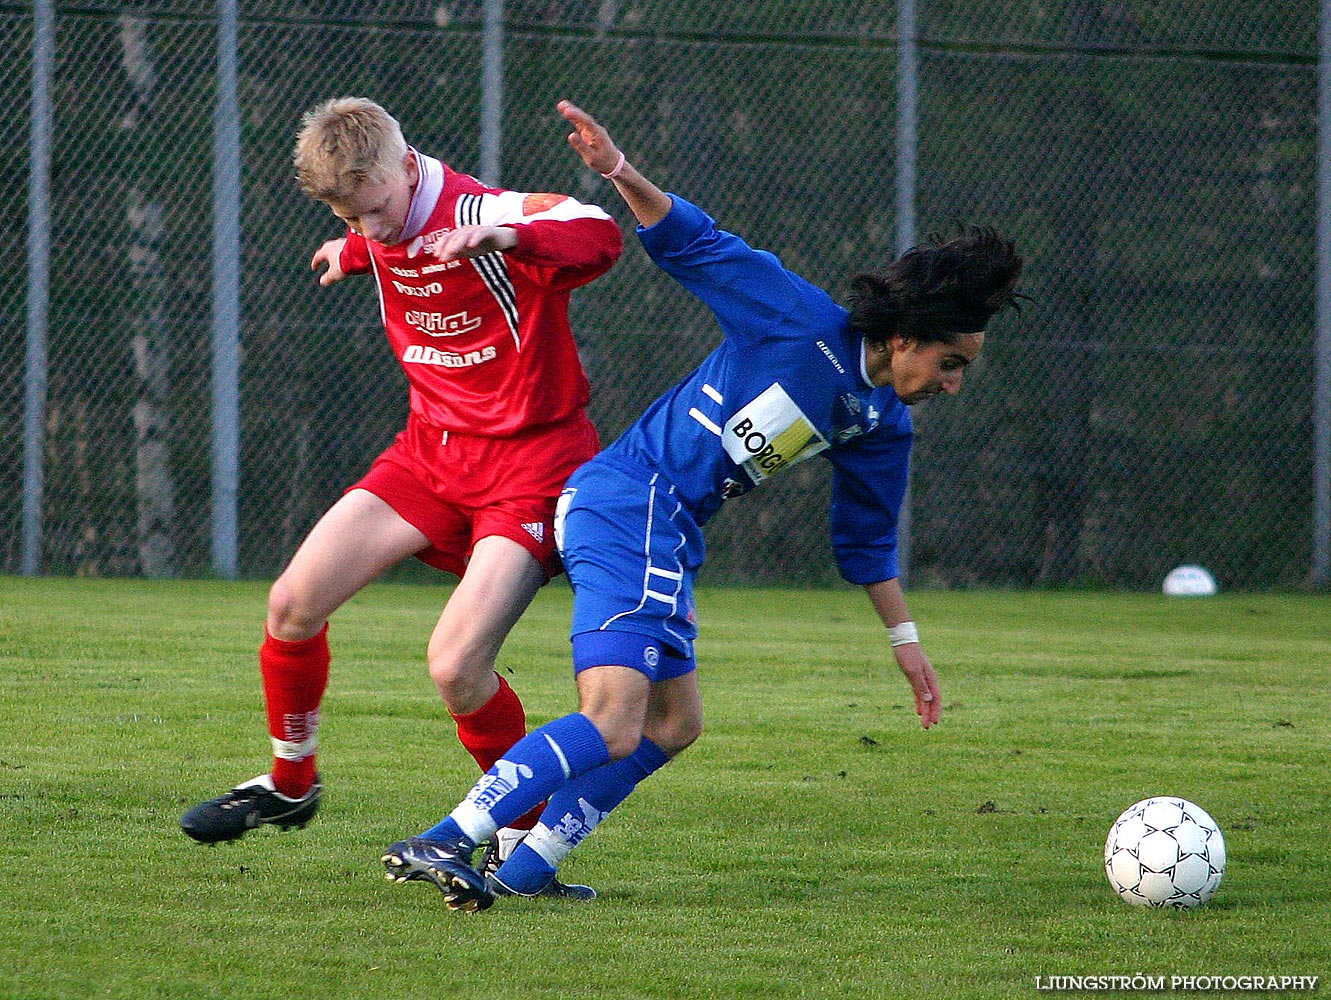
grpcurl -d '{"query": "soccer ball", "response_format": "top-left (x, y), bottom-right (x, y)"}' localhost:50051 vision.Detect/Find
top-left (1104, 797), bottom-right (1226, 908)
top-left (1162, 564), bottom-right (1218, 596)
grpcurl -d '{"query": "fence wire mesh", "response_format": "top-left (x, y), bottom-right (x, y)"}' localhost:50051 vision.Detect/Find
top-left (0, 1), bottom-right (1320, 589)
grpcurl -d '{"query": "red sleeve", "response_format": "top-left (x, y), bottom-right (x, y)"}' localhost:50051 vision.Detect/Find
top-left (505, 216), bottom-right (622, 290)
top-left (339, 230), bottom-right (372, 275)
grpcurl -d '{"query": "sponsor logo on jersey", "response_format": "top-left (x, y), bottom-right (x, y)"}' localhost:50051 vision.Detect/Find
top-left (405, 310), bottom-right (483, 337)
top-left (392, 279), bottom-right (444, 298)
top-left (402, 344), bottom-right (498, 368)
top-left (388, 262), bottom-right (459, 282)
top-left (723, 382), bottom-right (829, 485)
top-left (523, 192), bottom-right (569, 216)
top-left (421, 260), bottom-right (461, 275)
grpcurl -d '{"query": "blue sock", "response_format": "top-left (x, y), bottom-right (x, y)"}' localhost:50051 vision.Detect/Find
top-left (421, 713), bottom-right (610, 846)
top-left (494, 737), bottom-right (671, 894)
top-left (419, 815), bottom-right (470, 846)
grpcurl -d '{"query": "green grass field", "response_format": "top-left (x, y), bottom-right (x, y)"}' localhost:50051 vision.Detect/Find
top-left (1, 577), bottom-right (1327, 999)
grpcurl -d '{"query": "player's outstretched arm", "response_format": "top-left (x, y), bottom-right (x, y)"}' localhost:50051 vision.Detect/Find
top-left (557, 100), bottom-right (672, 228)
top-left (862, 578), bottom-right (942, 730)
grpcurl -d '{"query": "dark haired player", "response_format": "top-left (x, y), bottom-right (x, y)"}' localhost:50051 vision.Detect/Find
top-left (380, 100), bottom-right (1024, 910)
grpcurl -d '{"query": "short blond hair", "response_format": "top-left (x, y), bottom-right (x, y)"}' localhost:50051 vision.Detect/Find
top-left (293, 96), bottom-right (409, 201)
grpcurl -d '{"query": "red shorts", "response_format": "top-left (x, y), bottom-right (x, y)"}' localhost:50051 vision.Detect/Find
top-left (349, 412), bottom-right (600, 580)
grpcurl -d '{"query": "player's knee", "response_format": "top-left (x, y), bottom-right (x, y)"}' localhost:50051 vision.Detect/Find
top-left (645, 709), bottom-right (703, 757)
top-left (266, 577), bottom-right (325, 639)
top-left (427, 639), bottom-right (496, 713)
top-left (575, 665), bottom-right (652, 758)
top-left (673, 714), bottom-right (704, 755)
top-left (600, 722), bottom-right (647, 761)
top-left (576, 703), bottom-right (646, 759)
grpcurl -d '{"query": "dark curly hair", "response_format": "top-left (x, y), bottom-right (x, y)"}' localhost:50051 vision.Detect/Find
top-left (847, 226), bottom-right (1024, 348)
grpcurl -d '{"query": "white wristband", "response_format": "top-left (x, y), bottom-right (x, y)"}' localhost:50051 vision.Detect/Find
top-left (888, 620), bottom-right (920, 647)
top-left (599, 151), bottom-right (627, 179)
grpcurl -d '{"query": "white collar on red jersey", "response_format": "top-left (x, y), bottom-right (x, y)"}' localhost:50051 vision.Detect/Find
top-left (401, 148), bottom-right (445, 243)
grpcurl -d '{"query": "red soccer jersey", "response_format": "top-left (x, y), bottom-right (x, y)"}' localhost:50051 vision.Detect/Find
top-left (339, 159), bottom-right (622, 436)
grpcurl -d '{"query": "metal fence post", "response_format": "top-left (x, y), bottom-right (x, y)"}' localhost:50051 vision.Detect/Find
top-left (212, 0), bottom-right (241, 579)
top-left (479, 0), bottom-right (504, 186)
top-left (1316, 0), bottom-right (1331, 586)
top-left (23, 0), bottom-right (54, 577)
top-left (896, 0), bottom-right (919, 585)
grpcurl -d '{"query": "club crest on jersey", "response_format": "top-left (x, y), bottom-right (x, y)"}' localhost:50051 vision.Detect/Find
top-left (406, 228), bottom-right (451, 259)
top-left (523, 193), bottom-right (569, 216)
top-left (723, 383), bottom-right (829, 485)
top-left (832, 392), bottom-right (883, 444)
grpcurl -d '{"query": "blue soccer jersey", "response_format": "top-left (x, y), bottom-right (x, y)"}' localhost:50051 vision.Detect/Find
top-left (601, 194), bottom-right (913, 586)
top-left (559, 194), bottom-right (915, 667)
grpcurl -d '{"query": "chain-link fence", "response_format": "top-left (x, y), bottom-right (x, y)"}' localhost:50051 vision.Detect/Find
top-left (1, 1), bottom-right (1321, 590)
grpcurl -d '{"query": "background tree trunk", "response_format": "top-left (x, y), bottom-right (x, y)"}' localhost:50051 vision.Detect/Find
top-left (120, 15), bottom-right (178, 577)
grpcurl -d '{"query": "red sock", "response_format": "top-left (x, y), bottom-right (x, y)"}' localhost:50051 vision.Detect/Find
top-left (452, 674), bottom-right (543, 830)
top-left (261, 623), bottom-right (330, 798)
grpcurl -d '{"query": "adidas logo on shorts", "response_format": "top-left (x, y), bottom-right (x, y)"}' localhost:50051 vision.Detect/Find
top-left (522, 522), bottom-right (545, 543)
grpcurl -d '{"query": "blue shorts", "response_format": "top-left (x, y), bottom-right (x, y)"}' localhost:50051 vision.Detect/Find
top-left (556, 457), bottom-right (704, 680)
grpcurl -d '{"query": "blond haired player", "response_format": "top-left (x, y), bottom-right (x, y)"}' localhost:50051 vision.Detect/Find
top-left (181, 98), bottom-right (621, 898)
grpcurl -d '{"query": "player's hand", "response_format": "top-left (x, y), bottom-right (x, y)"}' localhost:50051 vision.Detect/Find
top-left (430, 224), bottom-right (519, 261)
top-left (893, 643), bottom-right (942, 729)
top-left (557, 99), bottom-right (622, 176)
top-left (311, 238), bottom-right (348, 285)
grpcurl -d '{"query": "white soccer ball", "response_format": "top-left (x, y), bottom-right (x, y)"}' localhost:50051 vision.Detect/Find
top-left (1104, 797), bottom-right (1226, 908)
top-left (1162, 564), bottom-right (1218, 596)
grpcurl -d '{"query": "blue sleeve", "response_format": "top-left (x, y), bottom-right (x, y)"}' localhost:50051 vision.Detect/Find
top-left (637, 194), bottom-right (839, 347)
top-left (826, 420), bottom-right (914, 585)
